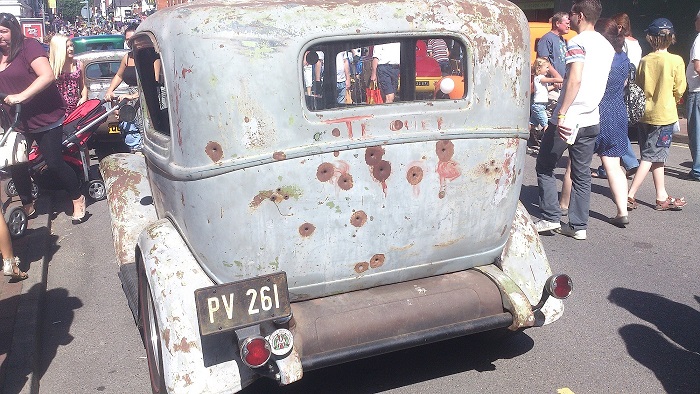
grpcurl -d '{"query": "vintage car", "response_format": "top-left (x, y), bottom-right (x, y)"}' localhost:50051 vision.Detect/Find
top-left (74, 50), bottom-right (131, 153)
top-left (100, 1), bottom-right (572, 393)
top-left (71, 34), bottom-right (125, 54)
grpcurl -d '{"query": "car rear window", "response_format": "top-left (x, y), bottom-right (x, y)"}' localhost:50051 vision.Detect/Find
top-left (85, 62), bottom-right (121, 79)
top-left (303, 36), bottom-right (468, 111)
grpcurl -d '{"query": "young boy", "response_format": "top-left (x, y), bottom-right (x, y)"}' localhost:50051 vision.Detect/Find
top-left (627, 18), bottom-right (687, 211)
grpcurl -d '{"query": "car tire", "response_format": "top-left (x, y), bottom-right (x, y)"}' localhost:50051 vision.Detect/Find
top-left (87, 180), bottom-right (107, 201)
top-left (138, 256), bottom-right (167, 394)
top-left (4, 206), bottom-right (27, 239)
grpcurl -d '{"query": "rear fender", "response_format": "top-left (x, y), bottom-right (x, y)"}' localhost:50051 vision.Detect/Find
top-left (480, 201), bottom-right (563, 328)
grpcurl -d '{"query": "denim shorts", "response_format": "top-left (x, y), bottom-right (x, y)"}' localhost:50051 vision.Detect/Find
top-left (529, 103), bottom-right (548, 129)
top-left (377, 64), bottom-right (399, 95)
top-left (638, 123), bottom-right (674, 163)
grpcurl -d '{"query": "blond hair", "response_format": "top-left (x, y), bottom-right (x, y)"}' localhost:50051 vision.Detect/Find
top-left (49, 34), bottom-right (70, 79)
top-left (532, 57), bottom-right (550, 76)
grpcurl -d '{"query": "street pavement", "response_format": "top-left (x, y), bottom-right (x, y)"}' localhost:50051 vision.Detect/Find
top-left (0, 118), bottom-right (694, 393)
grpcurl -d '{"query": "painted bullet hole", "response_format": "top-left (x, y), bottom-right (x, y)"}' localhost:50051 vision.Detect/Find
top-left (332, 128), bottom-right (341, 137)
top-left (390, 120), bottom-right (404, 131)
top-left (299, 223), bottom-right (316, 237)
top-left (337, 173), bottom-right (354, 190)
top-left (317, 162), bottom-right (334, 182)
top-left (365, 146), bottom-right (385, 166)
top-left (369, 254), bottom-right (385, 268)
top-left (372, 160), bottom-right (391, 182)
top-left (273, 151), bottom-right (286, 161)
top-left (354, 262), bottom-right (369, 273)
top-left (350, 210), bottom-right (367, 227)
top-left (205, 141), bottom-right (223, 162)
top-left (436, 140), bottom-right (455, 161)
top-left (406, 166), bottom-right (423, 185)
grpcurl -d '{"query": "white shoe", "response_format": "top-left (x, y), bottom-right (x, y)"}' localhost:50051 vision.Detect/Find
top-left (554, 224), bottom-right (587, 240)
top-left (534, 220), bottom-right (561, 233)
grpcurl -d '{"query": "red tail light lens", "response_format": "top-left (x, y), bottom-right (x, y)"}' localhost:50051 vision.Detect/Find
top-left (548, 274), bottom-right (573, 299)
top-left (240, 336), bottom-right (271, 368)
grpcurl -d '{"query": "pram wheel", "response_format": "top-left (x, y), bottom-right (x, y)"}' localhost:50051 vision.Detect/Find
top-left (5, 180), bottom-right (39, 200)
top-left (5, 205), bottom-right (27, 239)
top-left (87, 179), bottom-right (106, 201)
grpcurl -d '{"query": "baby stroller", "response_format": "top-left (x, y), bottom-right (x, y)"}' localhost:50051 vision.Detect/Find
top-left (5, 99), bottom-right (125, 202)
top-left (0, 96), bottom-right (28, 238)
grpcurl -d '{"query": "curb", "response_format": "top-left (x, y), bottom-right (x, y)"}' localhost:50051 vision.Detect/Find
top-left (1, 194), bottom-right (52, 394)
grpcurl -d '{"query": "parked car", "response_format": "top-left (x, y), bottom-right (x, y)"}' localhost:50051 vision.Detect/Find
top-left (71, 34), bottom-right (125, 54)
top-left (100, 1), bottom-right (572, 393)
top-left (74, 50), bottom-right (131, 154)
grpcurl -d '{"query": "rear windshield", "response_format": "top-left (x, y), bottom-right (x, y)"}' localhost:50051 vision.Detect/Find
top-left (85, 61), bottom-right (121, 79)
top-left (304, 36), bottom-right (468, 111)
top-left (85, 42), bottom-right (120, 51)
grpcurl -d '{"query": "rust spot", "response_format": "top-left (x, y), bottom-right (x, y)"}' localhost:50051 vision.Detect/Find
top-left (354, 262), bottom-right (369, 273)
top-left (317, 162), bottom-right (334, 182)
top-left (369, 254), bottom-right (385, 269)
top-left (333, 151), bottom-right (340, 157)
top-left (372, 160), bottom-right (392, 182)
top-left (184, 374), bottom-right (193, 386)
top-left (174, 337), bottom-right (195, 353)
top-left (350, 210), bottom-right (367, 227)
top-left (299, 223), bottom-right (316, 237)
top-left (205, 141), bottom-right (223, 162)
top-left (176, 271), bottom-right (184, 279)
top-left (337, 173), bottom-right (354, 190)
top-left (273, 151), bottom-right (286, 161)
top-left (244, 116), bottom-right (250, 123)
top-left (436, 140), bottom-right (454, 161)
top-left (406, 166), bottom-right (423, 185)
top-left (390, 120), bottom-right (404, 131)
top-left (181, 68), bottom-right (192, 78)
top-left (365, 146), bottom-right (385, 166)
top-left (163, 328), bottom-right (170, 349)
top-left (438, 190), bottom-right (446, 199)
top-left (332, 128), bottom-right (341, 137)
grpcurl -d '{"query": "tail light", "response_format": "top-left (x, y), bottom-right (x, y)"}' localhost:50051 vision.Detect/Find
top-left (547, 274), bottom-right (573, 299)
top-left (532, 274), bottom-right (573, 312)
top-left (240, 336), bottom-right (271, 368)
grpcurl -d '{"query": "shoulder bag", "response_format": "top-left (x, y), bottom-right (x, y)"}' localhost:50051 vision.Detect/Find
top-left (625, 64), bottom-right (645, 125)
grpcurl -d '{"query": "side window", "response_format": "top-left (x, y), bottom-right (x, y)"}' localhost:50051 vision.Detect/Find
top-left (85, 61), bottom-right (120, 79)
top-left (134, 45), bottom-right (170, 136)
top-left (304, 37), bottom-right (467, 111)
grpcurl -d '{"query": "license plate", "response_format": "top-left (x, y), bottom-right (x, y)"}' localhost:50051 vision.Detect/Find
top-left (195, 272), bottom-right (291, 336)
top-left (416, 81), bottom-right (429, 86)
top-left (108, 123), bottom-right (120, 134)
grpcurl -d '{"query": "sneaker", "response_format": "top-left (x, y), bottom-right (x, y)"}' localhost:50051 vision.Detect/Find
top-left (534, 220), bottom-right (561, 234)
top-left (554, 224), bottom-right (587, 240)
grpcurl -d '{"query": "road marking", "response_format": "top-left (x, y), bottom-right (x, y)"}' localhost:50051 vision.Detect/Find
top-left (557, 388), bottom-right (576, 394)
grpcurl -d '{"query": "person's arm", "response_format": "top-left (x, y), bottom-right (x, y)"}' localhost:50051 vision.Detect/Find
top-left (540, 73), bottom-right (563, 85)
top-left (693, 59), bottom-right (700, 77)
top-left (371, 57), bottom-right (378, 81)
top-left (557, 61), bottom-right (583, 140)
top-left (344, 58), bottom-right (351, 88)
top-left (78, 60), bottom-right (88, 105)
top-left (104, 53), bottom-right (128, 100)
top-left (673, 59), bottom-right (687, 104)
top-left (548, 66), bottom-right (563, 89)
top-left (4, 56), bottom-right (55, 105)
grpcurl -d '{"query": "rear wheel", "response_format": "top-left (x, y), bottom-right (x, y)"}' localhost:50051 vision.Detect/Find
top-left (5, 180), bottom-right (39, 199)
top-left (138, 257), bottom-right (167, 393)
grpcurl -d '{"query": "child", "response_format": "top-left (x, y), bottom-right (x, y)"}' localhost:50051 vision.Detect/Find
top-left (627, 18), bottom-right (687, 211)
top-left (529, 58), bottom-right (563, 151)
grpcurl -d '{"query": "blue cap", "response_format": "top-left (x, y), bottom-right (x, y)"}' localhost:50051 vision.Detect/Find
top-left (645, 18), bottom-right (675, 36)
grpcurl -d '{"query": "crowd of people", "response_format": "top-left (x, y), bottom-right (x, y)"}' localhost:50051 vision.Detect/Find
top-left (0, 13), bottom-right (140, 281)
top-left (530, 0), bottom-right (698, 241)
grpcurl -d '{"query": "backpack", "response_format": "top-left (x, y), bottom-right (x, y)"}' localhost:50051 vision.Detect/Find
top-left (625, 64), bottom-right (645, 125)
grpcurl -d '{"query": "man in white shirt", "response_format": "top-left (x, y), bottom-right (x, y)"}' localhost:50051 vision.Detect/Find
top-left (371, 42), bottom-right (401, 103)
top-left (686, 10), bottom-right (700, 181)
top-left (534, 0), bottom-right (614, 240)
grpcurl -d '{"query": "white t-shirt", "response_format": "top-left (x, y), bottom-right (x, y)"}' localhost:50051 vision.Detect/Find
top-left (552, 30), bottom-right (615, 128)
top-left (336, 51), bottom-right (351, 83)
top-left (373, 43), bottom-right (401, 65)
top-left (687, 33), bottom-right (700, 92)
top-left (532, 75), bottom-right (549, 103)
top-left (624, 37), bottom-right (642, 69)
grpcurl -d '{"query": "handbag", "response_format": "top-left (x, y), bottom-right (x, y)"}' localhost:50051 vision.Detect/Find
top-left (0, 129), bottom-right (28, 169)
top-left (345, 89), bottom-right (353, 104)
top-left (366, 81), bottom-right (384, 105)
top-left (625, 64), bottom-right (645, 125)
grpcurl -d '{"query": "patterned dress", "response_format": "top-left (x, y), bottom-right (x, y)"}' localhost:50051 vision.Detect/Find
top-left (595, 52), bottom-right (630, 157)
top-left (55, 61), bottom-right (82, 116)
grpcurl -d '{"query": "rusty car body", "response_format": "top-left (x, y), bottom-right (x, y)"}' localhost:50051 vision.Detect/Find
top-left (100, 0), bottom-right (571, 393)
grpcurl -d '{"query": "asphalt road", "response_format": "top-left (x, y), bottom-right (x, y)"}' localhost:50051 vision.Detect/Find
top-left (37, 142), bottom-right (699, 393)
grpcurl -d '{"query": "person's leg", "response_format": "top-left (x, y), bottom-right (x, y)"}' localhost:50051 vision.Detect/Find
top-left (36, 127), bottom-right (85, 219)
top-left (536, 123), bottom-right (567, 222)
top-left (559, 158), bottom-right (571, 211)
top-left (687, 91), bottom-right (700, 179)
top-left (620, 137), bottom-right (639, 172)
top-left (336, 81), bottom-right (346, 105)
top-left (565, 125), bottom-right (598, 231)
top-left (628, 160), bottom-right (652, 199)
top-left (0, 218), bottom-right (25, 279)
top-left (601, 155), bottom-right (628, 218)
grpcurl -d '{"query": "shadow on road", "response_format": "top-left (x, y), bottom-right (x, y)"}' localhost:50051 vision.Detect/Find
top-left (608, 288), bottom-right (700, 393)
top-left (38, 288), bottom-right (83, 380)
top-left (244, 331), bottom-right (534, 393)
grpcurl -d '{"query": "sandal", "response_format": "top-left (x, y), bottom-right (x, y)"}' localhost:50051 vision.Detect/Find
top-left (3, 256), bottom-right (28, 280)
top-left (627, 197), bottom-right (638, 211)
top-left (655, 196), bottom-right (686, 211)
top-left (23, 202), bottom-right (36, 218)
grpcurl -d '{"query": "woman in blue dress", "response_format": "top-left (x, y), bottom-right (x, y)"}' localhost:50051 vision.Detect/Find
top-left (594, 18), bottom-right (632, 227)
